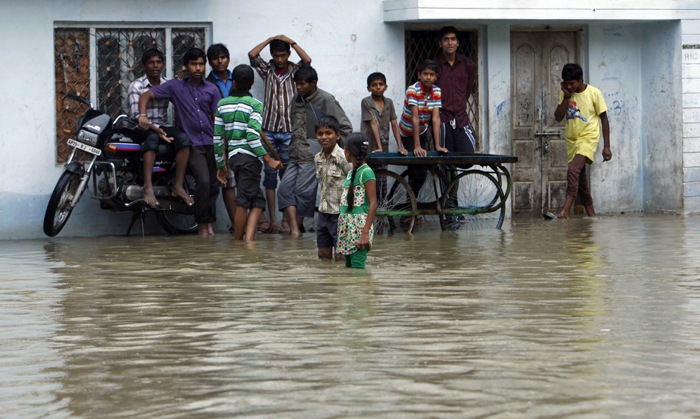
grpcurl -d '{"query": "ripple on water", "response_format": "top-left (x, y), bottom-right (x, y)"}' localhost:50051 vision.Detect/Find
top-left (0, 215), bottom-right (700, 417)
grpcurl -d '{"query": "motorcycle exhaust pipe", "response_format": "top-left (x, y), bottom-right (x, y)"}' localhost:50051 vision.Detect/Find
top-left (123, 185), bottom-right (170, 201)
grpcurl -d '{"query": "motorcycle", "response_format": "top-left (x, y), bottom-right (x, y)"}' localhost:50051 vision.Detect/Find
top-left (43, 93), bottom-right (197, 237)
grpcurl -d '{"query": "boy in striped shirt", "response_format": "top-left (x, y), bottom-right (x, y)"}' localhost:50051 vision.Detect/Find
top-left (399, 59), bottom-right (446, 195)
top-left (214, 64), bottom-right (282, 241)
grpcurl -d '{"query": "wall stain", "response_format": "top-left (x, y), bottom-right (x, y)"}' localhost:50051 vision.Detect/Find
top-left (496, 101), bottom-right (507, 117)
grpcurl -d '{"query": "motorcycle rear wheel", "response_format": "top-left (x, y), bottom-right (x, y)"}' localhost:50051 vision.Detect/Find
top-left (154, 172), bottom-right (198, 234)
top-left (43, 171), bottom-right (83, 237)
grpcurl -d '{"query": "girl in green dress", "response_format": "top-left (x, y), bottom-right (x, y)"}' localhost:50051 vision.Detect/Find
top-left (337, 133), bottom-right (378, 268)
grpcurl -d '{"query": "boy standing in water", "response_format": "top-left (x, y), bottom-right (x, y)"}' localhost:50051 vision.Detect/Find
top-left (206, 43), bottom-right (238, 233)
top-left (553, 63), bottom-right (612, 219)
top-left (278, 65), bottom-right (352, 237)
top-left (214, 64), bottom-right (282, 241)
top-left (249, 35), bottom-right (312, 234)
top-left (139, 48), bottom-right (222, 236)
top-left (314, 116), bottom-right (352, 261)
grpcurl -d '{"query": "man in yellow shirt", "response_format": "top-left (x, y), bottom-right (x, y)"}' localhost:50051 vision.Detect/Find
top-left (553, 63), bottom-right (612, 219)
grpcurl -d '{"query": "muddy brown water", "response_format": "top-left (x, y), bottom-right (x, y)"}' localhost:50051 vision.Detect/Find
top-left (1, 215), bottom-right (700, 417)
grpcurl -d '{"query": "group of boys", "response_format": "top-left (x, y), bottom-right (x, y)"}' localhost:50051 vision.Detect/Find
top-left (128, 26), bottom-right (478, 240)
top-left (129, 25), bottom-right (609, 242)
top-left (129, 26), bottom-right (611, 243)
top-left (130, 35), bottom-right (312, 237)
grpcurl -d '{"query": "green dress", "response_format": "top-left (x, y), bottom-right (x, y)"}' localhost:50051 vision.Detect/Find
top-left (337, 164), bottom-right (375, 255)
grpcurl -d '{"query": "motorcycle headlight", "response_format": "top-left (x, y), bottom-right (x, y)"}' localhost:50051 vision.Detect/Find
top-left (77, 129), bottom-right (99, 146)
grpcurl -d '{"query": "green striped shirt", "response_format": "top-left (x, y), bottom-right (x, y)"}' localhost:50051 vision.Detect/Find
top-left (213, 95), bottom-right (266, 169)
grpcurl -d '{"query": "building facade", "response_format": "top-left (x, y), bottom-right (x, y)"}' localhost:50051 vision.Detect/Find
top-left (1, 0), bottom-right (698, 239)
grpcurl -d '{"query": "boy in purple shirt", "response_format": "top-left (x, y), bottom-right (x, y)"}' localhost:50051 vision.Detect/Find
top-left (139, 48), bottom-right (223, 237)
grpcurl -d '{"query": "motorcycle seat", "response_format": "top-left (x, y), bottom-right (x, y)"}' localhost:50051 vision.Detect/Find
top-left (105, 142), bottom-right (176, 158)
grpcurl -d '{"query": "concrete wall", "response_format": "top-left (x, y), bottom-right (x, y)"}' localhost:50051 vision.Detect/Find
top-left (0, 0), bottom-right (405, 239)
top-left (481, 22), bottom-right (680, 215)
top-left (0, 0), bottom-right (695, 240)
top-left (640, 21), bottom-right (683, 212)
top-left (384, 0), bottom-right (694, 216)
top-left (682, 19), bottom-right (700, 212)
top-left (587, 23), bottom-right (644, 214)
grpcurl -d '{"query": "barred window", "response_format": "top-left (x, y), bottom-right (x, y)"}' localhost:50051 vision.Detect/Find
top-left (405, 29), bottom-right (480, 151)
top-left (53, 25), bottom-right (208, 162)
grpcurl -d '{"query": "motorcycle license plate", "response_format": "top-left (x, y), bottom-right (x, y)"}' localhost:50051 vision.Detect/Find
top-left (67, 139), bottom-right (102, 156)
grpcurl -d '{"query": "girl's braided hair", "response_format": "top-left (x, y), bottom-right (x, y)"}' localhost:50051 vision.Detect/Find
top-left (345, 132), bottom-right (370, 213)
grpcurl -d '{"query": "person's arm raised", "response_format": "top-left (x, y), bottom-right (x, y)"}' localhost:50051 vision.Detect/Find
top-left (248, 36), bottom-right (274, 60)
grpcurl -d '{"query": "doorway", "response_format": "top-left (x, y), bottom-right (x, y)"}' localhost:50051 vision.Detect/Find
top-left (405, 29), bottom-right (480, 150)
top-left (510, 30), bottom-right (580, 218)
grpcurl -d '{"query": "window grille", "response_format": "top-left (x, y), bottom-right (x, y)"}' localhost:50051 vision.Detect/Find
top-left (405, 29), bottom-right (480, 150)
top-left (53, 26), bottom-right (207, 162)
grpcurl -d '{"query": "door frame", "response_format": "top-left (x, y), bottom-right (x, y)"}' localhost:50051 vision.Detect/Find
top-left (509, 26), bottom-right (583, 219)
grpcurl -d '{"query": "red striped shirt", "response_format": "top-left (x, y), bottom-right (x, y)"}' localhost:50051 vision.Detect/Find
top-left (399, 82), bottom-right (442, 137)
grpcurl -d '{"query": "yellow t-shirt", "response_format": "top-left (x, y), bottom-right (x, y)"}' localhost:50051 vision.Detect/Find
top-left (559, 84), bottom-right (607, 163)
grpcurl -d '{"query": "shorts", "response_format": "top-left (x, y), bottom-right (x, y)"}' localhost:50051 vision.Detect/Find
top-left (141, 126), bottom-right (192, 153)
top-left (316, 212), bottom-right (339, 249)
top-left (277, 161), bottom-right (318, 218)
top-left (223, 166), bottom-right (236, 189)
top-left (231, 153), bottom-right (265, 209)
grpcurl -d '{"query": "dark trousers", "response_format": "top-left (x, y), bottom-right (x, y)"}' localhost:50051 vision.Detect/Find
top-left (188, 145), bottom-right (219, 224)
top-left (566, 154), bottom-right (593, 206)
top-left (401, 133), bottom-right (429, 198)
top-left (440, 122), bottom-right (476, 153)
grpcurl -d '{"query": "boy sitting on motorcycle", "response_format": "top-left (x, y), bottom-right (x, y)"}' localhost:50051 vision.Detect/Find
top-left (127, 48), bottom-right (193, 208)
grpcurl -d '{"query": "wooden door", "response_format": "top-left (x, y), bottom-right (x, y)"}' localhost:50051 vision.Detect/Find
top-left (511, 31), bottom-right (578, 218)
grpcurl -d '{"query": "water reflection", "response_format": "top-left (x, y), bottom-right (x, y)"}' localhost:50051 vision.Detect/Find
top-left (1, 215), bottom-right (699, 417)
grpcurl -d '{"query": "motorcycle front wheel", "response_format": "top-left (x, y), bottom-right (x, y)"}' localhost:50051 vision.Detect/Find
top-left (154, 171), bottom-right (198, 234)
top-left (43, 171), bottom-right (83, 237)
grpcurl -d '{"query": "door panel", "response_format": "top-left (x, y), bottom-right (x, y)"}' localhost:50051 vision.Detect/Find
top-left (511, 31), bottom-right (578, 218)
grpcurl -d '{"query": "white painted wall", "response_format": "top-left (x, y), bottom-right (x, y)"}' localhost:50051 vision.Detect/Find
top-left (587, 23), bottom-right (645, 214)
top-left (0, 0), bottom-right (405, 239)
top-left (640, 21), bottom-right (683, 212)
top-left (0, 0), bottom-right (695, 240)
top-left (682, 19), bottom-right (700, 212)
top-left (383, 0), bottom-right (700, 22)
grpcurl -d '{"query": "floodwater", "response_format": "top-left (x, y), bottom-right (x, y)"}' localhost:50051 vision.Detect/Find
top-left (2, 215), bottom-right (700, 418)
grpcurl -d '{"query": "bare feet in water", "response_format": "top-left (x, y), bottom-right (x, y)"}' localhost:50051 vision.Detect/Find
top-left (198, 223), bottom-right (215, 237)
top-left (584, 204), bottom-right (596, 217)
top-left (280, 219), bottom-right (290, 234)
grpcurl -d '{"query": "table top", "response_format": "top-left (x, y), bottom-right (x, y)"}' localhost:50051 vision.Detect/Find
top-left (365, 151), bottom-right (518, 166)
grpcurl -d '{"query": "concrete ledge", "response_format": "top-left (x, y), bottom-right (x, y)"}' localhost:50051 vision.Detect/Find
top-left (383, 0), bottom-right (700, 22)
